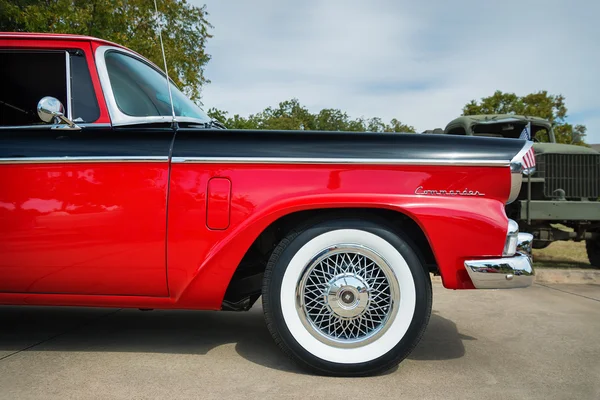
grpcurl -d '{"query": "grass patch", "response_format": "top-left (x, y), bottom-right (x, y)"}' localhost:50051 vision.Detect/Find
top-left (533, 241), bottom-right (597, 269)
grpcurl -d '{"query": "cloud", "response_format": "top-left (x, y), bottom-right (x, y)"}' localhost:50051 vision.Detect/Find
top-left (192, 0), bottom-right (600, 143)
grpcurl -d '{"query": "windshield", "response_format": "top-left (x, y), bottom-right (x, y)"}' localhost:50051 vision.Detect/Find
top-left (105, 51), bottom-right (211, 122)
top-left (472, 122), bottom-right (551, 142)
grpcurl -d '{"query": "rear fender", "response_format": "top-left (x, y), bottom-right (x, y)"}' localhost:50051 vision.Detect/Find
top-left (169, 194), bottom-right (508, 309)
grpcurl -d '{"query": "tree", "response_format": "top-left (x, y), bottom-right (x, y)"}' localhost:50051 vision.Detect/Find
top-left (462, 90), bottom-right (587, 145)
top-left (257, 99), bottom-right (316, 130)
top-left (208, 98), bottom-right (416, 133)
top-left (0, 0), bottom-right (212, 101)
top-left (207, 108), bottom-right (261, 129)
top-left (387, 118), bottom-right (415, 133)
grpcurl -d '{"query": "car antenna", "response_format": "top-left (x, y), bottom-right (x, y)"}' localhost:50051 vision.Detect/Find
top-left (153, 0), bottom-right (178, 130)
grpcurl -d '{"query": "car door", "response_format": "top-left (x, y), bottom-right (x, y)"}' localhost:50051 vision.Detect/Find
top-left (0, 43), bottom-right (171, 296)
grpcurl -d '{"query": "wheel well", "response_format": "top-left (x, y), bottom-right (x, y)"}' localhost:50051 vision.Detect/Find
top-left (221, 208), bottom-right (437, 311)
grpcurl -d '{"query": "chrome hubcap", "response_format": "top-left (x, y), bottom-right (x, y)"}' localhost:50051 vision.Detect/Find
top-left (326, 274), bottom-right (370, 319)
top-left (296, 244), bottom-right (400, 348)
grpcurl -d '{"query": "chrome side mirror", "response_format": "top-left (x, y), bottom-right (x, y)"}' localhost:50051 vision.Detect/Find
top-left (37, 96), bottom-right (80, 130)
top-left (37, 96), bottom-right (65, 123)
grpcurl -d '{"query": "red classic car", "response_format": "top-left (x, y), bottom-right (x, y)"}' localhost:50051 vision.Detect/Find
top-left (0, 33), bottom-right (536, 376)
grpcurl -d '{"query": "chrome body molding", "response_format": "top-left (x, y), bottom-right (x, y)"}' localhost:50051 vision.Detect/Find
top-left (0, 123), bottom-right (112, 131)
top-left (171, 156), bottom-right (510, 167)
top-left (507, 162), bottom-right (524, 204)
top-left (465, 232), bottom-right (535, 289)
top-left (0, 156), bottom-right (515, 167)
top-left (0, 156), bottom-right (168, 164)
top-left (502, 219), bottom-right (520, 256)
top-left (516, 232), bottom-right (533, 255)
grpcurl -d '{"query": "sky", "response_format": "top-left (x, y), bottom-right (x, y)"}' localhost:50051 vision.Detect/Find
top-left (191, 0), bottom-right (600, 143)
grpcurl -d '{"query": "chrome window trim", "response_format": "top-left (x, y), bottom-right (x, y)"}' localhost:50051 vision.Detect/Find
top-left (171, 156), bottom-right (510, 167)
top-left (94, 45), bottom-right (211, 127)
top-left (0, 156), bottom-right (168, 164)
top-left (65, 51), bottom-right (73, 120)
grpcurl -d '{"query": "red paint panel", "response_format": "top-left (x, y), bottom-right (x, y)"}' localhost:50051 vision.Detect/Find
top-left (206, 178), bottom-right (231, 230)
top-left (0, 163), bottom-right (169, 296)
top-left (166, 164), bottom-right (511, 310)
top-left (0, 161), bottom-right (513, 309)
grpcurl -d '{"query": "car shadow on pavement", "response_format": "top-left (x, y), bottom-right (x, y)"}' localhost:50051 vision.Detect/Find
top-left (408, 310), bottom-right (476, 361)
top-left (0, 305), bottom-right (474, 374)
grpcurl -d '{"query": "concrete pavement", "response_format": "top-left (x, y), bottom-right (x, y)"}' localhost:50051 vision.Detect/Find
top-left (1, 282), bottom-right (599, 400)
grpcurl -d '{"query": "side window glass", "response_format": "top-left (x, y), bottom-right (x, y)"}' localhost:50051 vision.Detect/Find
top-left (0, 51), bottom-right (67, 127)
top-left (105, 51), bottom-right (168, 117)
top-left (104, 50), bottom-right (211, 122)
top-left (70, 51), bottom-right (100, 123)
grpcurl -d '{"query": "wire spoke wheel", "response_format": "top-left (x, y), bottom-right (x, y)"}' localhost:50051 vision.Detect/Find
top-left (296, 244), bottom-right (400, 348)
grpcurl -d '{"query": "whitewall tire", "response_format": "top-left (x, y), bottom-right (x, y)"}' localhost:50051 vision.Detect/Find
top-left (262, 218), bottom-right (432, 376)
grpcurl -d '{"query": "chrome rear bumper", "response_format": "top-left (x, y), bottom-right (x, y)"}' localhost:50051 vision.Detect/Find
top-left (464, 233), bottom-right (534, 289)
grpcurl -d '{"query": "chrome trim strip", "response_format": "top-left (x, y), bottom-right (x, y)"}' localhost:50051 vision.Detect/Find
top-left (171, 156), bottom-right (509, 166)
top-left (0, 156), bottom-right (168, 164)
top-left (65, 51), bottom-right (73, 121)
top-left (0, 123), bottom-right (112, 131)
top-left (0, 156), bottom-right (511, 166)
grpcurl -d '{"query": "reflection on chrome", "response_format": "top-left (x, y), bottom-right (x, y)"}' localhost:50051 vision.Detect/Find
top-left (464, 232), bottom-right (535, 289)
top-left (517, 232), bottom-right (533, 257)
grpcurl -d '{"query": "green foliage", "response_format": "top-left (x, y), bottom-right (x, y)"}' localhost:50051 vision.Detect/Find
top-left (0, 0), bottom-right (212, 101)
top-left (207, 98), bottom-right (416, 133)
top-left (463, 90), bottom-right (587, 145)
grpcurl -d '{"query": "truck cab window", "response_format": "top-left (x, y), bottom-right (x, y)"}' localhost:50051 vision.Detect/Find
top-left (447, 127), bottom-right (466, 135)
top-left (0, 51), bottom-right (68, 127)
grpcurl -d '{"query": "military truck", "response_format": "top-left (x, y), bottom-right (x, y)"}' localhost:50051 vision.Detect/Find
top-left (427, 114), bottom-right (600, 266)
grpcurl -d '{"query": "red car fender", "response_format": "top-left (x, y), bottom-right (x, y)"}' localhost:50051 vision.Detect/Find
top-left (167, 165), bottom-right (510, 309)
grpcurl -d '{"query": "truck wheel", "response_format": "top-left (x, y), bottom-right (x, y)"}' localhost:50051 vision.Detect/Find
top-left (586, 238), bottom-right (600, 267)
top-left (261, 219), bottom-right (432, 376)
